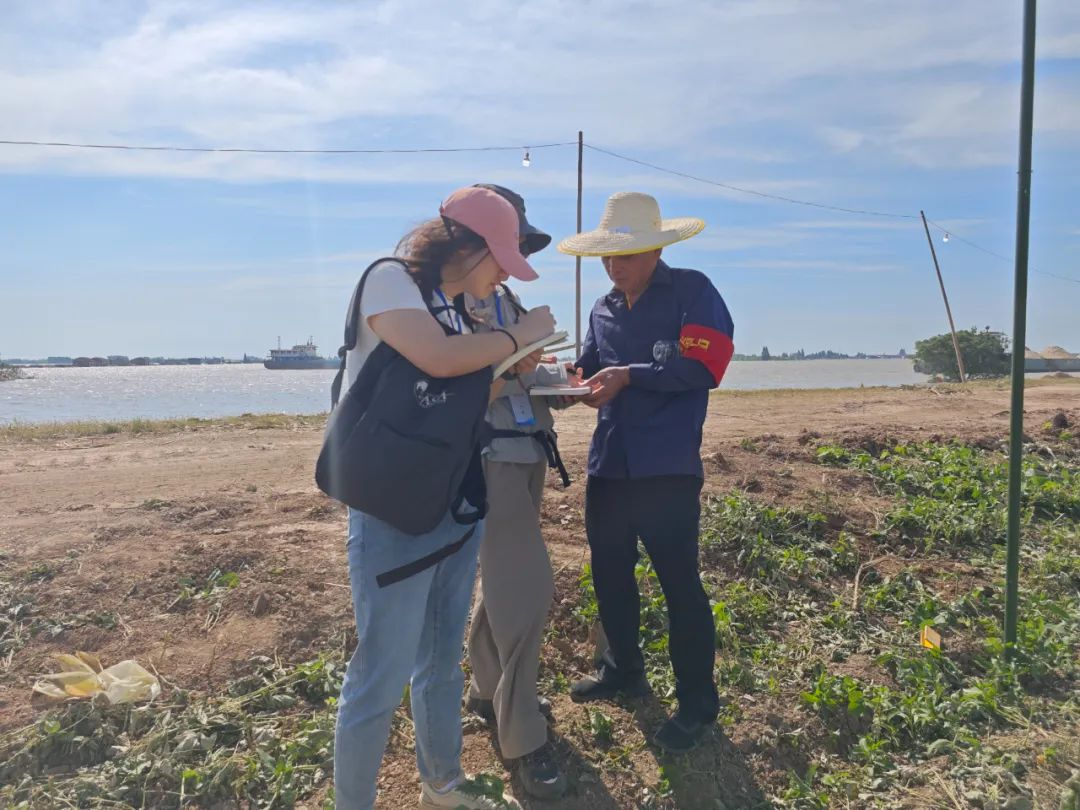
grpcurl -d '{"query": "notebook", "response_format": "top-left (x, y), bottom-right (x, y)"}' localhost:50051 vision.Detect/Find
top-left (493, 331), bottom-right (569, 378)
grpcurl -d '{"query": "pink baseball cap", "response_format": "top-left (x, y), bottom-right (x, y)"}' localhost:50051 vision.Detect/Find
top-left (439, 187), bottom-right (539, 282)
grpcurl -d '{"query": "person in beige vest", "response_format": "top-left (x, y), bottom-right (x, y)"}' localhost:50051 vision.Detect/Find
top-left (460, 185), bottom-right (569, 801)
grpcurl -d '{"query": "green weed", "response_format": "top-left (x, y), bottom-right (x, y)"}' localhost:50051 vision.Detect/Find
top-left (700, 493), bottom-right (832, 583)
top-left (0, 653), bottom-right (347, 808)
top-left (815, 441), bottom-right (1080, 550)
top-left (588, 708), bottom-right (615, 745)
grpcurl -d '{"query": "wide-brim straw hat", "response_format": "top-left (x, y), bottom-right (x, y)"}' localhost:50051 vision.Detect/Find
top-left (557, 191), bottom-right (705, 257)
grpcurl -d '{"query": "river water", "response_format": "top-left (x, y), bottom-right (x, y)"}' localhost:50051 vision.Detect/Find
top-left (0, 359), bottom-right (929, 425)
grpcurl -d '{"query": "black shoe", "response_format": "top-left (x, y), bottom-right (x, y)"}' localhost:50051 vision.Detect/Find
top-left (466, 696), bottom-right (553, 728)
top-left (653, 712), bottom-right (713, 753)
top-left (515, 741), bottom-right (567, 800)
top-left (569, 662), bottom-right (650, 703)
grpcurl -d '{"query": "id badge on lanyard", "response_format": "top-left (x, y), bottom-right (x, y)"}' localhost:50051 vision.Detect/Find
top-left (495, 289), bottom-right (533, 426)
top-left (508, 393), bottom-right (535, 426)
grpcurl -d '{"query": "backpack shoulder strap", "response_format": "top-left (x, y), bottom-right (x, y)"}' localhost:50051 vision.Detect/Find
top-left (448, 293), bottom-right (481, 333)
top-left (498, 283), bottom-right (528, 317)
top-left (331, 257), bottom-right (406, 408)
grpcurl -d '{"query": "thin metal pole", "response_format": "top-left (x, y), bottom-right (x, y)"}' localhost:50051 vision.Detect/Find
top-left (920, 211), bottom-right (967, 383)
top-left (575, 131), bottom-right (583, 356)
top-left (1005, 0), bottom-right (1038, 649)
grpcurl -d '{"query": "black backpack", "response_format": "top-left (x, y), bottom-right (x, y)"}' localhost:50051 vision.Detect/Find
top-left (315, 259), bottom-right (491, 536)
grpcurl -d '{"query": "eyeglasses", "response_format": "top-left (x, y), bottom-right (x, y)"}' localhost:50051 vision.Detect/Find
top-left (462, 248), bottom-right (490, 272)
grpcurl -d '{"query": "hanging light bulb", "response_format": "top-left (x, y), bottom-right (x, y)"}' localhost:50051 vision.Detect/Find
top-left (942, 232), bottom-right (951, 243)
top-left (522, 150), bottom-right (531, 168)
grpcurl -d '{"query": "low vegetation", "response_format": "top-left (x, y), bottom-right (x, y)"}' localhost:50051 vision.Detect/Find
top-left (2, 430), bottom-right (1079, 807)
top-left (0, 413), bottom-right (326, 443)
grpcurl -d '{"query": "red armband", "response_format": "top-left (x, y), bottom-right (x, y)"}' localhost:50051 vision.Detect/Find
top-left (678, 324), bottom-right (734, 384)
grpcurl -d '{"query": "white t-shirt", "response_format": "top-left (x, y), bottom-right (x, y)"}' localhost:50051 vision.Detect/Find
top-left (344, 260), bottom-right (471, 388)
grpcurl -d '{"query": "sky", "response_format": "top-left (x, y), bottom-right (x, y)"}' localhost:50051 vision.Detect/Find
top-left (1, 0), bottom-right (1079, 360)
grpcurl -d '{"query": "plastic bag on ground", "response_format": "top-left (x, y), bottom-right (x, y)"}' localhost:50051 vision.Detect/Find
top-left (33, 651), bottom-right (161, 704)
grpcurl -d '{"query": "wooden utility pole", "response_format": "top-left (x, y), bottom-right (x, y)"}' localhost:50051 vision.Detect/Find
top-left (920, 210), bottom-right (967, 383)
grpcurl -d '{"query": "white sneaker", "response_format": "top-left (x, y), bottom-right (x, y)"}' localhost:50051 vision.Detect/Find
top-left (418, 776), bottom-right (521, 809)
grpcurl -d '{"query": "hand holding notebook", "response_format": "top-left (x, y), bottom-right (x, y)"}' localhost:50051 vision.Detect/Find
top-left (526, 358), bottom-right (592, 397)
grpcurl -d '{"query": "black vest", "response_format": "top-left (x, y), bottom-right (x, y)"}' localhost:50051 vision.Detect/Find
top-left (315, 259), bottom-right (491, 535)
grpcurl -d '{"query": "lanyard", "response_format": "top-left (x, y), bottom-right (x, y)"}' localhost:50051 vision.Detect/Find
top-left (434, 288), bottom-right (463, 335)
top-left (495, 293), bottom-right (505, 327)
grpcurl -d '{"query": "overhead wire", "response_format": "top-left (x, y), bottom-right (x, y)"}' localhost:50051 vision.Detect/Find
top-left (585, 142), bottom-right (1080, 286)
top-left (0, 138), bottom-right (577, 155)
top-left (583, 143), bottom-right (919, 220)
top-left (923, 218), bottom-right (1080, 285)
top-left (2, 135), bottom-right (1076, 285)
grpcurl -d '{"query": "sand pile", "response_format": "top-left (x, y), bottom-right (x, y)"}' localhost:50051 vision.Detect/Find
top-left (1040, 345), bottom-right (1078, 360)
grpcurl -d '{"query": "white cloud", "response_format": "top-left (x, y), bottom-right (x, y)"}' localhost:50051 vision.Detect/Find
top-left (1, 0), bottom-right (1077, 185)
top-left (819, 127), bottom-right (866, 154)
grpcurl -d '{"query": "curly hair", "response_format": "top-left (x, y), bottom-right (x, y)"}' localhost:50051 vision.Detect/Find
top-left (395, 217), bottom-right (487, 299)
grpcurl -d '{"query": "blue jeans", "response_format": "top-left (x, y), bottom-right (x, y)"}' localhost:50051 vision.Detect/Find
top-left (334, 507), bottom-right (482, 810)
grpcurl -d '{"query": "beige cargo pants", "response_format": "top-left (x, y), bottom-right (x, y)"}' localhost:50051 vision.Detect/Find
top-left (467, 457), bottom-right (554, 759)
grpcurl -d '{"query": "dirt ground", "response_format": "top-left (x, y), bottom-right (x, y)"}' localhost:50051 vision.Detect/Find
top-left (2, 379), bottom-right (1078, 808)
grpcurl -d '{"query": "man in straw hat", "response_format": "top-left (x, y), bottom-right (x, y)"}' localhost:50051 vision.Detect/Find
top-left (558, 191), bottom-right (734, 753)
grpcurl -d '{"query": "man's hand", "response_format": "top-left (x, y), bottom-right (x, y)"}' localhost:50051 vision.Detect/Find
top-left (549, 367), bottom-right (587, 407)
top-left (582, 366), bottom-right (630, 408)
top-left (512, 349), bottom-right (543, 377)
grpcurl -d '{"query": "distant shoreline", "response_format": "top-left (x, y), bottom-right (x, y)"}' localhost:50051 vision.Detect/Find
top-left (5, 359), bottom-right (267, 369)
top-left (732, 355), bottom-right (910, 362)
top-left (11, 355), bottom-right (913, 368)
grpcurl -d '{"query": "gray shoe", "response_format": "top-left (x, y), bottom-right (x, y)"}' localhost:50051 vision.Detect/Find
top-left (515, 741), bottom-right (567, 800)
top-left (419, 777), bottom-right (521, 808)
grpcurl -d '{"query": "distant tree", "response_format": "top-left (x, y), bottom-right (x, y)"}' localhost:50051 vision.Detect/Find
top-left (913, 327), bottom-right (1010, 380)
top-left (761, 346), bottom-right (771, 360)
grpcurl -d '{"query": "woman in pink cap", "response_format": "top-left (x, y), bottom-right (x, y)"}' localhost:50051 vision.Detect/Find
top-left (333, 187), bottom-right (554, 810)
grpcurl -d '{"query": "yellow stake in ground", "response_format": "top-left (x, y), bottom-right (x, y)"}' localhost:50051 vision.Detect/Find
top-left (920, 626), bottom-right (942, 650)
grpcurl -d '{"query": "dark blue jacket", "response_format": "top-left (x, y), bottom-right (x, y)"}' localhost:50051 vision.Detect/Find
top-left (576, 261), bottom-right (734, 479)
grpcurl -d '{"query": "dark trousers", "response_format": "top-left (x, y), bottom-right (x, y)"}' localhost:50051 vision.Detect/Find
top-left (585, 474), bottom-right (719, 722)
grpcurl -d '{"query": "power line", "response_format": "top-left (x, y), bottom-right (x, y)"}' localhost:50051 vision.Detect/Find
top-left (3, 134), bottom-right (1077, 285)
top-left (925, 218), bottom-right (1010, 261)
top-left (585, 142), bottom-right (1079, 286)
top-left (924, 218), bottom-right (1080, 285)
top-left (583, 143), bottom-right (919, 220)
top-left (1028, 269), bottom-right (1080, 285)
top-left (0, 138), bottom-right (576, 155)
